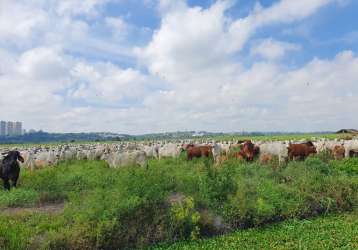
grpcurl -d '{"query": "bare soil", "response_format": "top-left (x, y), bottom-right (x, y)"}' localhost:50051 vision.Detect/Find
top-left (0, 202), bottom-right (64, 216)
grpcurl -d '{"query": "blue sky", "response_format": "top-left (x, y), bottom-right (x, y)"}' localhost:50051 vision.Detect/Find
top-left (0, 0), bottom-right (357, 134)
top-left (88, 0), bottom-right (358, 67)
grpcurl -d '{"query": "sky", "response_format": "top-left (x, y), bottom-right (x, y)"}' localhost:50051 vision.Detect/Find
top-left (0, 0), bottom-right (357, 134)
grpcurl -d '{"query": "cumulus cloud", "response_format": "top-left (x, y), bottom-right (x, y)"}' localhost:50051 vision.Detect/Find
top-left (55, 0), bottom-right (112, 17)
top-left (0, 0), bottom-right (357, 133)
top-left (138, 0), bottom-right (236, 83)
top-left (138, 0), bottom-right (337, 83)
top-left (0, 0), bottom-right (48, 44)
top-left (69, 61), bottom-right (160, 105)
top-left (135, 0), bottom-right (357, 132)
top-left (250, 38), bottom-right (301, 60)
top-left (105, 17), bottom-right (128, 39)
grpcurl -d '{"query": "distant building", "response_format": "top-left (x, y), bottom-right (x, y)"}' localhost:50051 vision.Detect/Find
top-left (0, 121), bottom-right (6, 136)
top-left (6, 121), bottom-right (15, 136)
top-left (192, 131), bottom-right (205, 137)
top-left (336, 129), bottom-right (358, 134)
top-left (0, 121), bottom-right (23, 136)
top-left (15, 122), bottom-right (22, 135)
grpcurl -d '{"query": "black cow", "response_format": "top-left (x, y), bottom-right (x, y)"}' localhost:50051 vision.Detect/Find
top-left (0, 151), bottom-right (24, 190)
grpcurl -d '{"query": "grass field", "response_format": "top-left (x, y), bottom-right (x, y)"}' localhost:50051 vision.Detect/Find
top-left (154, 210), bottom-right (358, 250)
top-left (0, 155), bottom-right (357, 249)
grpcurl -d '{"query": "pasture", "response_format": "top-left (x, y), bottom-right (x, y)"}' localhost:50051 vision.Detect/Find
top-left (0, 152), bottom-right (357, 249)
top-left (154, 210), bottom-right (358, 249)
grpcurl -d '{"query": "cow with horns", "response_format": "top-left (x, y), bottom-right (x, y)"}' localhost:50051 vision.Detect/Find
top-left (0, 151), bottom-right (24, 190)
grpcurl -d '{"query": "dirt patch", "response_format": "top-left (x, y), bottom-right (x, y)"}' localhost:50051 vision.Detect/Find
top-left (0, 202), bottom-right (65, 216)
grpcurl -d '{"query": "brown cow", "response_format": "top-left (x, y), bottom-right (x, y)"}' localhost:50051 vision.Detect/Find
top-left (233, 141), bottom-right (256, 162)
top-left (253, 145), bottom-right (260, 157)
top-left (287, 143), bottom-right (317, 161)
top-left (259, 153), bottom-right (273, 165)
top-left (187, 145), bottom-right (213, 160)
top-left (332, 145), bottom-right (345, 160)
top-left (304, 141), bottom-right (314, 147)
top-left (243, 140), bottom-right (256, 161)
top-left (215, 154), bottom-right (229, 165)
top-left (233, 151), bottom-right (245, 160)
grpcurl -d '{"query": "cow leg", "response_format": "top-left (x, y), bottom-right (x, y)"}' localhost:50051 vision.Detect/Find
top-left (288, 153), bottom-right (293, 161)
top-left (3, 179), bottom-right (10, 190)
top-left (11, 175), bottom-right (19, 188)
top-left (11, 167), bottom-right (20, 188)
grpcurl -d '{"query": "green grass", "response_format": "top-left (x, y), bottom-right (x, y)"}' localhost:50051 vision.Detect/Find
top-left (330, 158), bottom-right (358, 175)
top-left (0, 188), bottom-right (38, 208)
top-left (0, 156), bottom-right (357, 249)
top-left (153, 210), bottom-right (358, 250)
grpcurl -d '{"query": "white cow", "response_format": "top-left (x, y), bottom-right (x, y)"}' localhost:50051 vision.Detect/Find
top-left (212, 143), bottom-right (225, 164)
top-left (103, 150), bottom-right (148, 168)
top-left (344, 139), bottom-right (358, 158)
top-left (143, 145), bottom-right (159, 159)
top-left (158, 143), bottom-right (181, 159)
top-left (258, 141), bottom-right (288, 164)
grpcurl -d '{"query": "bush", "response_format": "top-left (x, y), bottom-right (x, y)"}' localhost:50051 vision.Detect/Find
top-left (330, 158), bottom-right (358, 175)
top-left (169, 196), bottom-right (200, 241)
top-left (305, 156), bottom-right (331, 175)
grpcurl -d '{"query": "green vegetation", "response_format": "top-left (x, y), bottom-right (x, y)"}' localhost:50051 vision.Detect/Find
top-left (0, 156), bottom-right (357, 249)
top-left (154, 211), bottom-right (358, 250)
top-left (330, 158), bottom-right (358, 175)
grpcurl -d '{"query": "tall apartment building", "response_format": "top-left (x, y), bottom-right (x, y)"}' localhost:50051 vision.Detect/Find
top-left (6, 121), bottom-right (15, 136)
top-left (0, 121), bottom-right (23, 136)
top-left (15, 122), bottom-right (22, 136)
top-left (0, 121), bottom-right (6, 136)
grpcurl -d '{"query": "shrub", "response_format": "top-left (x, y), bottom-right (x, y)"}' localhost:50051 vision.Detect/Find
top-left (305, 156), bottom-right (331, 175)
top-left (330, 158), bottom-right (358, 175)
top-left (169, 196), bottom-right (200, 241)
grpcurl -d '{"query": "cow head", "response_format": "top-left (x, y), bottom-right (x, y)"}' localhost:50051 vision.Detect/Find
top-left (308, 146), bottom-right (317, 155)
top-left (241, 141), bottom-right (255, 161)
top-left (182, 143), bottom-right (195, 151)
top-left (2, 151), bottom-right (24, 163)
top-left (306, 141), bottom-right (314, 147)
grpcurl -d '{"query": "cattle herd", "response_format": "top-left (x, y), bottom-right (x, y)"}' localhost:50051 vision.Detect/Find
top-left (0, 137), bottom-right (358, 189)
top-left (0, 137), bottom-right (357, 172)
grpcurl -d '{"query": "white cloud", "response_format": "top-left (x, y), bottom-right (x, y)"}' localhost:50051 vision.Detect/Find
top-left (250, 38), bottom-right (301, 60)
top-left (227, 0), bottom-right (338, 53)
top-left (0, 0), bottom-right (48, 43)
top-left (17, 47), bottom-right (72, 83)
top-left (105, 17), bottom-right (128, 39)
top-left (0, 0), bottom-right (357, 133)
top-left (138, 0), bottom-right (235, 83)
top-left (0, 45), bottom-right (162, 133)
top-left (55, 0), bottom-right (111, 18)
top-left (253, 0), bottom-right (334, 24)
top-left (157, 0), bottom-right (187, 14)
top-left (138, 0), bottom-right (338, 83)
top-left (69, 61), bottom-right (158, 104)
top-left (134, 0), bottom-right (358, 133)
